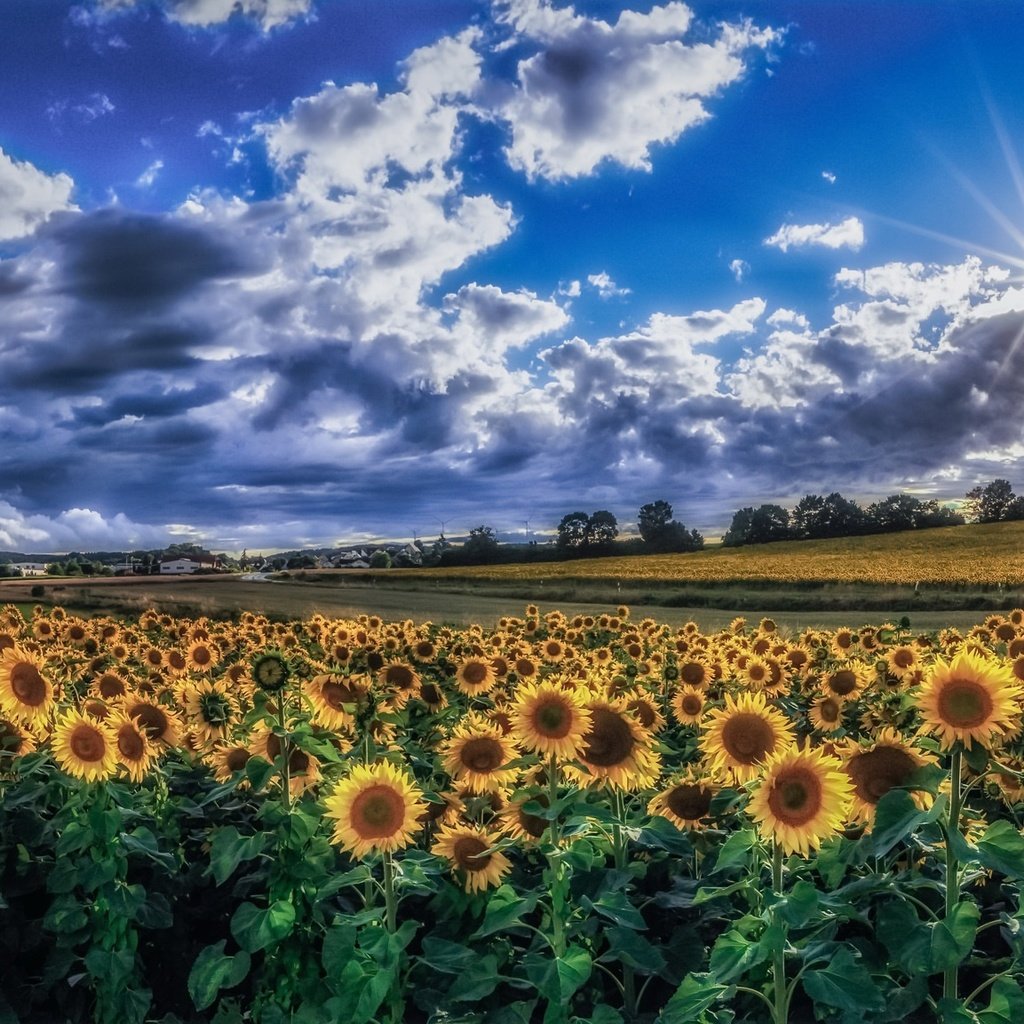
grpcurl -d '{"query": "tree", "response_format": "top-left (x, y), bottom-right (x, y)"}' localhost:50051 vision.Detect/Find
top-left (979, 479), bottom-right (1017, 523)
top-left (463, 525), bottom-right (500, 563)
top-left (638, 501), bottom-right (674, 544)
top-left (368, 550), bottom-right (392, 569)
top-left (722, 505), bottom-right (791, 546)
top-left (790, 494), bottom-right (825, 540)
top-left (586, 510), bottom-right (619, 552)
top-left (557, 512), bottom-right (591, 552)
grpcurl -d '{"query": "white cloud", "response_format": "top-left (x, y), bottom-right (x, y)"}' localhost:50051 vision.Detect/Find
top-left (587, 271), bottom-right (630, 298)
top-left (559, 279), bottom-right (582, 297)
top-left (822, 170), bottom-right (836, 184)
top-left (0, 501), bottom-right (170, 552)
top-left (764, 215), bottom-right (864, 252)
top-left (0, 147), bottom-right (76, 241)
top-left (135, 159), bottom-right (164, 188)
top-left (497, 0), bottom-right (781, 181)
top-left (95, 0), bottom-right (312, 30)
top-left (729, 258), bottom-right (749, 282)
top-left (766, 307), bottom-right (808, 328)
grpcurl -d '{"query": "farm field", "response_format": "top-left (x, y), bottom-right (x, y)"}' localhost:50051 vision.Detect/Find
top-left (1, 600), bottom-right (1024, 1023)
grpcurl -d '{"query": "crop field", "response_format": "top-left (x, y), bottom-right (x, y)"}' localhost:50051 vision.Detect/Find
top-left (397, 521), bottom-right (1024, 588)
top-left (2, 600), bottom-right (1024, 1023)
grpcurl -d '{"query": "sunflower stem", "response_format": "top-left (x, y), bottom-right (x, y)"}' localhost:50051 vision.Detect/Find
top-left (276, 694), bottom-right (291, 811)
top-left (612, 789), bottom-right (638, 1019)
top-left (943, 742), bottom-right (964, 1002)
top-left (771, 841), bottom-right (787, 1024)
top-left (546, 753), bottom-right (567, 965)
top-left (381, 850), bottom-right (404, 1024)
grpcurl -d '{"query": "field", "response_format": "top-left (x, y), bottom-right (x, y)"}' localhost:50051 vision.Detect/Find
top-left (2, 600), bottom-right (1024, 1023)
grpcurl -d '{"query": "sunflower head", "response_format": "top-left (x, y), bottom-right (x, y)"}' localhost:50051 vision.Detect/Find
top-left (432, 822), bottom-right (512, 893)
top-left (252, 651), bottom-right (291, 693)
top-left (916, 651), bottom-right (1022, 750)
top-left (702, 690), bottom-right (795, 783)
top-left (0, 647), bottom-right (54, 727)
top-left (842, 728), bottom-right (933, 826)
top-left (648, 767), bottom-right (719, 830)
top-left (53, 709), bottom-right (118, 782)
top-left (577, 696), bottom-right (661, 791)
top-left (510, 680), bottom-right (592, 760)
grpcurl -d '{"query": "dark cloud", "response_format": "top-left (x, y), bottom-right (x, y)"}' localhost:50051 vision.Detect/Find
top-left (66, 381), bottom-right (227, 427)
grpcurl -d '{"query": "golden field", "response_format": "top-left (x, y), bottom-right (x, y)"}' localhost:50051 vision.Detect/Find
top-left (399, 521), bottom-right (1024, 587)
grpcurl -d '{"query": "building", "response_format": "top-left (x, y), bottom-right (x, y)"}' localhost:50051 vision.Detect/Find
top-left (159, 555), bottom-right (221, 574)
top-left (12, 562), bottom-right (48, 576)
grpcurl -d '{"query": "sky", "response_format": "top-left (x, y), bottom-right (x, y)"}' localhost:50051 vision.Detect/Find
top-left (1, 0), bottom-right (1024, 554)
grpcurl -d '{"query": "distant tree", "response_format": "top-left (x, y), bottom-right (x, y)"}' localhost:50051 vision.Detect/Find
top-left (557, 512), bottom-right (591, 552)
top-left (723, 505), bottom-right (791, 546)
top-left (46, 562), bottom-right (63, 576)
top-left (286, 555), bottom-right (317, 569)
top-left (790, 494), bottom-right (825, 540)
top-left (1007, 495), bottom-right (1024, 521)
top-left (586, 510), bottom-right (619, 552)
top-left (916, 500), bottom-right (965, 529)
top-left (791, 492), bottom-right (866, 539)
top-left (368, 550), bottom-right (392, 569)
top-left (638, 501), bottom-right (674, 544)
top-left (979, 479), bottom-right (1017, 523)
top-left (463, 525), bottom-right (501, 563)
top-left (0, 563), bottom-right (18, 578)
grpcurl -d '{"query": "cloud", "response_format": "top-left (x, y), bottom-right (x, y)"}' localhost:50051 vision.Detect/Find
top-left (587, 271), bottom-right (630, 298)
top-left (135, 159), bottom-right (164, 188)
top-left (89, 0), bottom-right (312, 31)
top-left (0, 501), bottom-right (172, 552)
top-left (47, 92), bottom-right (116, 125)
top-left (822, 170), bottom-right (836, 184)
top-left (496, 0), bottom-right (781, 181)
top-left (0, 147), bottom-right (76, 241)
top-left (729, 258), bottom-right (749, 282)
top-left (764, 215), bottom-right (864, 252)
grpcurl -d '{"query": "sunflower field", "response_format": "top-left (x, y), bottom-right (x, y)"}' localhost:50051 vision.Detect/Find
top-left (3, 604), bottom-right (1024, 1024)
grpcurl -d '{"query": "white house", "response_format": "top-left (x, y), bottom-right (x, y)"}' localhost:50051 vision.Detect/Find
top-left (12, 562), bottom-right (47, 576)
top-left (159, 555), bottom-right (220, 575)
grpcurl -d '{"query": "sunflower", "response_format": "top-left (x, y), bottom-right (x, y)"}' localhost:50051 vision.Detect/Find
top-left (90, 669), bottom-right (132, 702)
top-left (108, 710), bottom-right (156, 783)
top-left (808, 695), bottom-right (845, 734)
top-left (0, 717), bottom-right (36, 759)
top-left (249, 726), bottom-right (322, 795)
top-left (499, 792), bottom-right (551, 843)
top-left (186, 640), bottom-right (221, 673)
top-left (624, 693), bottom-right (666, 733)
top-left (210, 741), bottom-right (253, 784)
top-left (885, 645), bottom-right (920, 680)
top-left (671, 685), bottom-right (707, 726)
top-left (323, 761), bottom-right (426, 859)
top-left (442, 715), bottom-right (519, 794)
top-left (454, 658), bottom-right (498, 698)
top-left (376, 661), bottom-right (421, 707)
top-left (740, 655), bottom-right (772, 691)
top-left (702, 690), bottom-right (794, 783)
top-left (510, 680), bottom-right (592, 760)
top-left (304, 672), bottom-right (361, 731)
top-left (432, 822), bottom-right (512, 893)
top-left (124, 697), bottom-right (183, 747)
top-left (52, 709), bottom-right (118, 782)
top-left (677, 658), bottom-right (712, 690)
top-left (0, 647), bottom-right (54, 727)
top-left (182, 680), bottom-right (240, 748)
top-left (577, 696), bottom-right (661, 791)
top-left (916, 651), bottom-right (1022, 750)
top-left (821, 663), bottom-right (870, 701)
top-left (648, 768), bottom-right (719, 829)
top-left (842, 728), bottom-right (933, 826)
top-left (830, 629), bottom-right (858, 658)
top-left (748, 745), bottom-right (853, 856)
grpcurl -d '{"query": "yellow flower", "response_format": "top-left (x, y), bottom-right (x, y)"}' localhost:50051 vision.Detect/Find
top-left (52, 709), bottom-right (118, 782)
top-left (441, 715), bottom-right (519, 794)
top-left (648, 767), bottom-right (719, 829)
top-left (108, 710), bottom-right (156, 783)
top-left (577, 696), bottom-right (661, 791)
top-left (842, 728), bottom-right (933, 826)
top-left (183, 680), bottom-right (239, 748)
top-left (748, 745), bottom-right (853, 856)
top-left (0, 647), bottom-right (54, 727)
top-left (510, 680), bottom-right (592, 760)
top-left (454, 658), bottom-right (498, 697)
top-left (432, 822), bottom-right (512, 893)
top-left (916, 651), bottom-right (1021, 750)
top-left (323, 761), bottom-right (426, 859)
top-left (702, 690), bottom-right (794, 783)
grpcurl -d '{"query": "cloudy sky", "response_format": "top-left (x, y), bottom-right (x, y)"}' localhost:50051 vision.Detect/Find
top-left (2, 0), bottom-right (1024, 553)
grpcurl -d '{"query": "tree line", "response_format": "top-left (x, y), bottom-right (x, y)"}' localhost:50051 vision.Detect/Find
top-left (722, 479), bottom-right (1023, 547)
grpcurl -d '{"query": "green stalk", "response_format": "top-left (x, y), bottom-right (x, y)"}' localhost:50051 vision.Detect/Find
top-left (943, 742), bottom-right (964, 1002)
top-left (276, 694), bottom-right (291, 811)
top-left (547, 753), bottom-right (566, 959)
top-left (382, 851), bottom-right (402, 1024)
top-left (612, 789), bottom-right (638, 1019)
top-left (772, 841), bottom-right (787, 1024)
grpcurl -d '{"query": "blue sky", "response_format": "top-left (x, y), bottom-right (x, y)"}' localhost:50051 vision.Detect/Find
top-left (1, 0), bottom-right (1023, 553)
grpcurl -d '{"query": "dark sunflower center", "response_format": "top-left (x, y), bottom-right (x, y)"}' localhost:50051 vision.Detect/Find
top-left (99, 674), bottom-right (126, 699)
top-left (519, 795), bottom-right (549, 837)
top-left (386, 665), bottom-right (414, 689)
top-left (680, 663), bottom-right (706, 686)
top-left (666, 783), bottom-right (712, 821)
top-left (848, 745), bottom-right (917, 803)
top-left (70, 723), bottom-right (106, 762)
top-left (545, 642), bottom-right (562, 657)
top-left (130, 703), bottom-right (168, 739)
top-left (461, 736), bottom-right (504, 773)
top-left (117, 724), bottom-right (145, 761)
top-left (767, 767), bottom-right (822, 826)
top-left (533, 699), bottom-right (572, 738)
top-left (415, 642), bottom-right (435, 658)
top-left (515, 659), bottom-right (536, 677)
top-left (452, 836), bottom-right (491, 871)
top-left (462, 662), bottom-right (489, 685)
top-left (680, 694), bottom-right (703, 716)
top-left (892, 649), bottom-right (915, 668)
top-left (721, 712), bottom-right (775, 763)
top-left (627, 699), bottom-right (656, 728)
top-left (583, 708), bottom-right (636, 767)
top-left (167, 651), bottom-right (186, 670)
top-left (192, 647), bottom-right (212, 666)
top-left (828, 670), bottom-right (858, 696)
top-left (937, 679), bottom-right (994, 729)
top-left (10, 662), bottom-right (46, 706)
top-left (818, 698), bottom-right (841, 723)
top-left (351, 785), bottom-right (404, 836)
top-left (226, 747), bottom-right (251, 772)
top-left (420, 683), bottom-right (443, 706)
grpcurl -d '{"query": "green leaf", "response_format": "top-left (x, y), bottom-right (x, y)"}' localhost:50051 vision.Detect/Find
top-left (779, 880), bottom-right (819, 927)
top-left (321, 922), bottom-right (357, 977)
top-left (473, 884), bottom-right (536, 938)
top-left (963, 744), bottom-right (989, 774)
top-left (936, 998), bottom-right (980, 1023)
top-left (581, 1007), bottom-right (623, 1024)
top-left (446, 954), bottom-right (501, 1001)
top-left (599, 926), bottom-right (666, 974)
top-left (230, 900), bottom-right (296, 953)
top-left (877, 899), bottom-right (932, 975)
top-left (419, 937), bottom-right (477, 974)
top-left (713, 828), bottom-right (755, 872)
top-left (978, 975), bottom-right (1024, 1023)
top-left (524, 944), bottom-right (592, 1006)
top-left (930, 901), bottom-right (980, 972)
top-left (353, 963), bottom-right (395, 1024)
top-left (244, 756), bottom-right (275, 791)
top-left (635, 815), bottom-right (694, 855)
top-left (709, 921), bottom-right (770, 984)
top-left (657, 973), bottom-right (727, 1023)
top-left (802, 947), bottom-right (885, 1012)
top-left (976, 820), bottom-right (1024, 879)
top-left (582, 889), bottom-right (646, 930)
top-left (121, 826), bottom-right (175, 868)
top-left (868, 789), bottom-right (935, 857)
top-left (187, 942), bottom-right (251, 1012)
top-left (209, 827), bottom-right (267, 885)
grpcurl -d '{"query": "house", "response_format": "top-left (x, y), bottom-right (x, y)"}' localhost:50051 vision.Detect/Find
top-left (12, 562), bottom-right (47, 576)
top-left (159, 555), bottom-right (221, 575)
